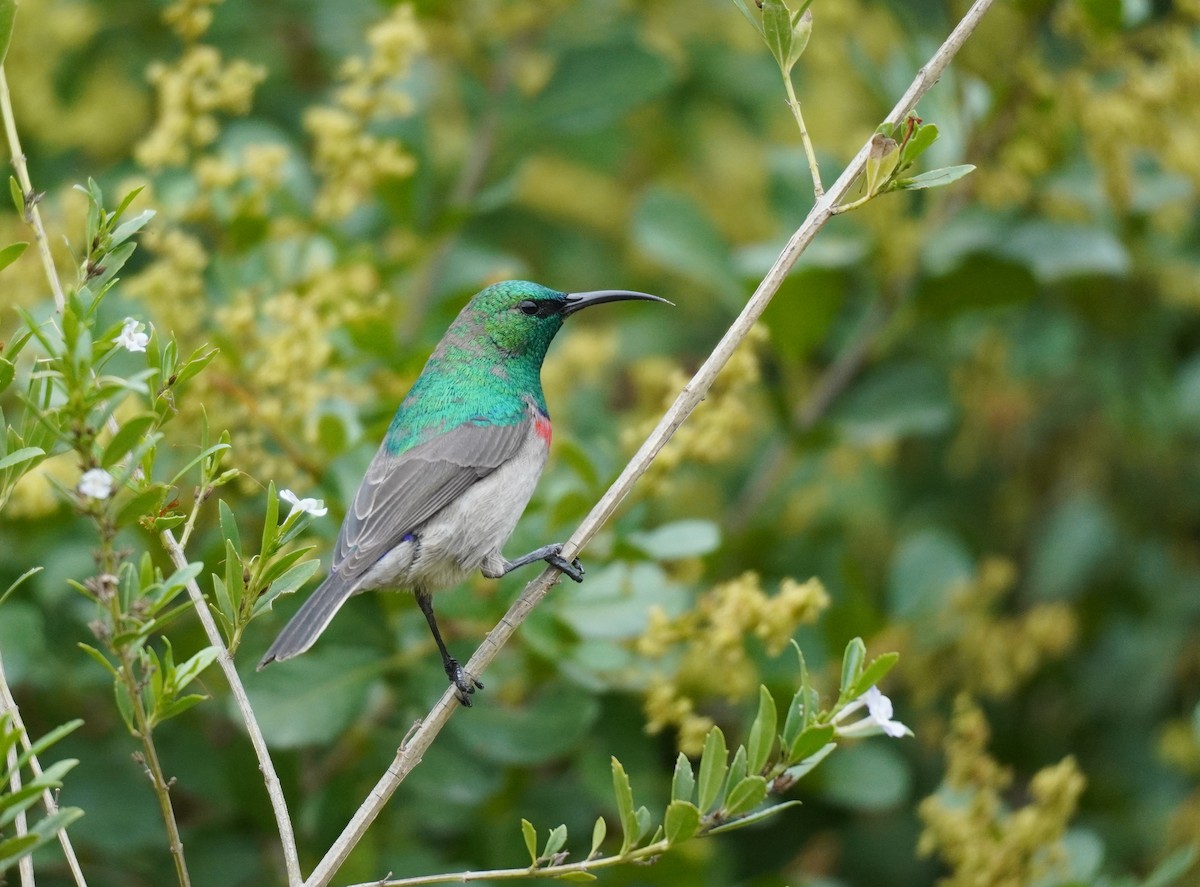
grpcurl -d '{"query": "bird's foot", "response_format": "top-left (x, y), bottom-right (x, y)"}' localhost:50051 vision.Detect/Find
top-left (500, 542), bottom-right (585, 583)
top-left (546, 549), bottom-right (585, 583)
top-left (444, 657), bottom-right (484, 707)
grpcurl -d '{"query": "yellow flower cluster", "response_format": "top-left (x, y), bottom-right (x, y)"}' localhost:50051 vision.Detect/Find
top-left (136, 46), bottom-right (266, 170)
top-left (163, 0), bottom-right (224, 42)
top-left (209, 262), bottom-right (387, 487)
top-left (126, 226), bottom-right (209, 339)
top-left (304, 5), bottom-right (425, 220)
top-left (192, 143), bottom-right (293, 219)
top-left (918, 696), bottom-right (1086, 887)
top-left (621, 324), bottom-right (768, 492)
top-left (639, 571), bottom-right (830, 754)
top-left (899, 556), bottom-right (1077, 706)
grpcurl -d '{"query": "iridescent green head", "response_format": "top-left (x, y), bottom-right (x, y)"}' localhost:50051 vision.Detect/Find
top-left (472, 280), bottom-right (669, 359)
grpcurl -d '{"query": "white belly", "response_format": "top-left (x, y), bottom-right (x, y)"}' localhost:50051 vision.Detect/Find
top-left (355, 430), bottom-right (549, 594)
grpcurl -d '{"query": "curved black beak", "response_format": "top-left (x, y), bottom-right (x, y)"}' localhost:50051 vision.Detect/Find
top-left (562, 289), bottom-right (672, 317)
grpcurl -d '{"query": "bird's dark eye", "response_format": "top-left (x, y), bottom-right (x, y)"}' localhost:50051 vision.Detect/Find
top-left (518, 300), bottom-right (540, 316)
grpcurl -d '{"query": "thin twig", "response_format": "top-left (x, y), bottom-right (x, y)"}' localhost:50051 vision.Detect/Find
top-left (0, 654), bottom-right (89, 887)
top-left (784, 72), bottom-right (824, 199)
top-left (0, 66), bottom-right (65, 314)
top-left (302, 2), bottom-right (996, 884)
top-left (3, 693), bottom-right (35, 887)
top-left (158, 528), bottom-right (303, 887)
top-left (346, 839), bottom-right (673, 887)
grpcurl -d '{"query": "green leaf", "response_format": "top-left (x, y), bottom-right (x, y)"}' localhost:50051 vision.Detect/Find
top-left (589, 816), bottom-right (606, 858)
top-left (0, 446), bottom-right (43, 472)
top-left (788, 723), bottom-right (835, 764)
top-left (893, 164), bottom-right (975, 191)
top-left (115, 484), bottom-right (168, 528)
top-left (0, 241), bottom-right (27, 273)
top-left (723, 775), bottom-right (769, 817)
top-left (0, 567), bottom-right (41, 609)
top-left (15, 719), bottom-right (82, 772)
top-left (761, 0), bottom-right (793, 70)
top-left (0, 833), bottom-right (39, 872)
top-left (900, 122), bottom-right (939, 167)
top-left (839, 637), bottom-right (866, 701)
top-left (78, 643), bottom-right (120, 679)
top-left (521, 818), bottom-right (538, 866)
top-left (697, 726), bottom-right (728, 812)
top-left (8, 176), bottom-right (22, 215)
top-left (664, 799), bottom-right (701, 844)
top-left (611, 757), bottom-right (637, 855)
top-left (101, 413), bottom-right (158, 468)
top-left (252, 559), bottom-right (321, 617)
top-left (0, 356), bottom-right (12, 393)
top-left (784, 741), bottom-right (836, 781)
top-left (110, 209), bottom-right (156, 247)
top-left (849, 652), bottom-right (900, 700)
top-left (544, 824), bottom-right (568, 859)
top-left (555, 874), bottom-right (597, 882)
top-left (707, 800), bottom-right (802, 835)
top-left (670, 752), bottom-right (695, 803)
top-left (888, 528), bottom-right (972, 622)
top-left (747, 685), bottom-right (777, 775)
top-left (726, 744), bottom-right (748, 794)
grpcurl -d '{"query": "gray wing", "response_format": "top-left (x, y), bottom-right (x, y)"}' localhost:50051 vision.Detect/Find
top-left (258, 417), bottom-right (532, 668)
top-left (329, 417), bottom-right (532, 586)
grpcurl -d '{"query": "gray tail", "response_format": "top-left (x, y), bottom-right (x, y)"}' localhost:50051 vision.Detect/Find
top-left (257, 576), bottom-right (354, 670)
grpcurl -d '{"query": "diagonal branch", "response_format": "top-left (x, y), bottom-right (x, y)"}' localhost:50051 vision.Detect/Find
top-left (302, 1), bottom-right (998, 884)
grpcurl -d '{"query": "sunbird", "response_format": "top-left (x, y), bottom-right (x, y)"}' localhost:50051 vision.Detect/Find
top-left (259, 280), bottom-right (668, 704)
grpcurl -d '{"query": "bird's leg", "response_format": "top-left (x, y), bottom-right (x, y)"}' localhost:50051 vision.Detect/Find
top-left (415, 590), bottom-right (483, 706)
top-left (496, 543), bottom-right (585, 583)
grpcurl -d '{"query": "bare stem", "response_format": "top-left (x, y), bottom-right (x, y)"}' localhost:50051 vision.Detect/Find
top-left (159, 528), bottom-right (304, 887)
top-left (3, 695), bottom-right (34, 887)
top-left (346, 840), bottom-right (673, 887)
top-left (302, 2), bottom-right (997, 884)
top-left (0, 654), bottom-right (89, 887)
top-left (784, 72), bottom-right (824, 199)
top-left (0, 66), bottom-right (66, 313)
top-left (106, 585), bottom-right (193, 887)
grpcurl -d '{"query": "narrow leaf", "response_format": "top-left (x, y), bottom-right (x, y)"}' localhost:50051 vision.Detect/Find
top-left (589, 817), bottom-right (606, 858)
top-left (521, 818), bottom-right (538, 866)
top-left (747, 685), bottom-right (777, 774)
top-left (554, 874), bottom-right (597, 882)
top-left (784, 741), bottom-right (836, 781)
top-left (0, 241), bottom-right (27, 273)
top-left (849, 652), bottom-right (900, 700)
top-left (839, 637), bottom-right (866, 701)
top-left (0, 446), bottom-right (43, 471)
top-left (707, 800), bottom-right (802, 835)
top-left (697, 726), bottom-right (728, 812)
top-left (893, 164), bottom-right (976, 191)
top-left (900, 122), bottom-right (939, 166)
top-left (727, 745), bottom-right (749, 794)
top-left (102, 413), bottom-right (158, 468)
top-left (611, 757), bottom-right (637, 855)
top-left (670, 751), bottom-right (695, 803)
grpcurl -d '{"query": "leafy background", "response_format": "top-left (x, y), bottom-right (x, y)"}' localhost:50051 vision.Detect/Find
top-left (2, 0), bottom-right (1200, 885)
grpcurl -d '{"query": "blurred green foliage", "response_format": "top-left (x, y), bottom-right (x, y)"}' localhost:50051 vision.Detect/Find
top-left (2, 0), bottom-right (1200, 885)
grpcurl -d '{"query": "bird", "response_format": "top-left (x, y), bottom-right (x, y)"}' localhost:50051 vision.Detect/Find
top-left (258, 279), bottom-right (669, 705)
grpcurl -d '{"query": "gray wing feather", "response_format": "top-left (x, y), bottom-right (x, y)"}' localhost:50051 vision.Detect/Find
top-left (258, 418), bottom-right (531, 667)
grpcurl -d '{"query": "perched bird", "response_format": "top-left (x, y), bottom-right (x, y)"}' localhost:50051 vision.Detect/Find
top-left (258, 280), bottom-right (668, 704)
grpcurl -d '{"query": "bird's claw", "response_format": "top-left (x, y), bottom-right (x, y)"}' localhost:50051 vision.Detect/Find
top-left (547, 551), bottom-right (585, 583)
top-left (445, 657), bottom-right (484, 707)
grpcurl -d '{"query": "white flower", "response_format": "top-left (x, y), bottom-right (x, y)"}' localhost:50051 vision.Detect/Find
top-left (114, 317), bottom-right (150, 352)
top-left (78, 468), bottom-right (115, 500)
top-left (280, 488), bottom-right (328, 517)
top-left (834, 686), bottom-right (912, 739)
